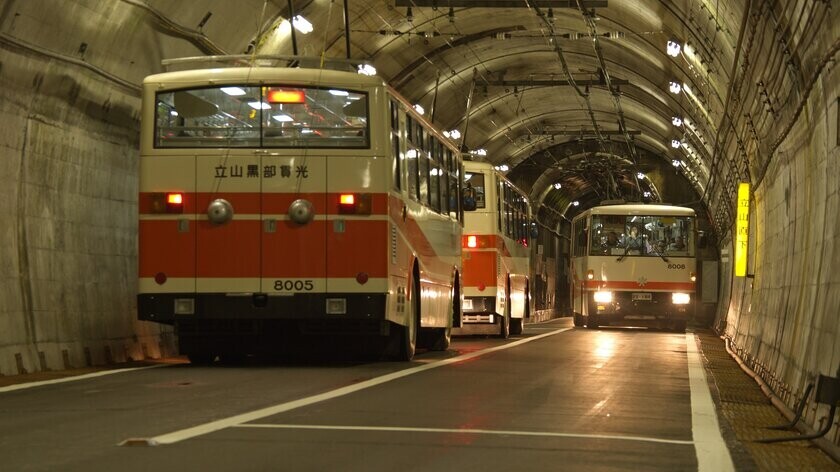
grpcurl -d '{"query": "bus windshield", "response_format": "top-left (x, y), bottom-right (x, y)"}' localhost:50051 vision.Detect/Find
top-left (589, 214), bottom-right (694, 257)
top-left (155, 85), bottom-right (369, 148)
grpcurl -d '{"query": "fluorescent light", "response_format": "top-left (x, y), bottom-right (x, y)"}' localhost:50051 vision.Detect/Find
top-left (643, 191), bottom-right (652, 198)
top-left (671, 139), bottom-right (682, 148)
top-left (669, 81), bottom-right (682, 94)
top-left (499, 164), bottom-right (509, 172)
top-left (672, 116), bottom-right (683, 127)
top-left (473, 148), bottom-right (487, 156)
top-left (248, 101), bottom-right (271, 110)
top-left (406, 149), bottom-right (418, 158)
top-left (413, 104), bottom-right (425, 115)
top-left (357, 64), bottom-right (377, 76)
top-left (672, 159), bottom-right (681, 167)
top-left (553, 183), bottom-right (562, 190)
top-left (666, 40), bottom-right (681, 57)
top-left (572, 201), bottom-right (579, 206)
top-left (221, 87), bottom-right (246, 96)
top-left (292, 15), bottom-right (313, 34)
top-left (329, 89), bottom-right (349, 96)
top-left (447, 129), bottom-right (461, 140)
top-left (170, 110), bottom-right (179, 116)
top-left (637, 172), bottom-right (645, 179)
top-left (272, 114), bottom-right (294, 122)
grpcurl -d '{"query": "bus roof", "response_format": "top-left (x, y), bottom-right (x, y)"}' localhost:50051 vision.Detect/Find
top-left (584, 204), bottom-right (695, 217)
top-left (143, 67), bottom-right (385, 90)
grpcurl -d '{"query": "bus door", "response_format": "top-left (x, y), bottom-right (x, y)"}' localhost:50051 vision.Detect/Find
top-left (195, 154), bottom-right (262, 294)
top-left (260, 154), bottom-right (328, 296)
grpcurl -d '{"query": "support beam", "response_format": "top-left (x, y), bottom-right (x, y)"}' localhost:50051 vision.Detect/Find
top-left (396, 1), bottom-right (607, 7)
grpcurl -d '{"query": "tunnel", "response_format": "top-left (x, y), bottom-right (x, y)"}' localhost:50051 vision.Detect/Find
top-left (0, 0), bottom-right (839, 467)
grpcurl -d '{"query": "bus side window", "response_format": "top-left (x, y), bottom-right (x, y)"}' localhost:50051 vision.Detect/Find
top-left (390, 100), bottom-right (401, 191)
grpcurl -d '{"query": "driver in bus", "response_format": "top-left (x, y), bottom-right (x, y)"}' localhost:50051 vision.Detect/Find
top-left (622, 225), bottom-right (647, 254)
top-left (668, 235), bottom-right (686, 251)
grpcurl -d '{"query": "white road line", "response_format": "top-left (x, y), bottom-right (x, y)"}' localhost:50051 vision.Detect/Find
top-left (234, 423), bottom-right (695, 446)
top-left (142, 327), bottom-right (574, 445)
top-left (686, 332), bottom-right (735, 472)
top-left (0, 364), bottom-right (168, 393)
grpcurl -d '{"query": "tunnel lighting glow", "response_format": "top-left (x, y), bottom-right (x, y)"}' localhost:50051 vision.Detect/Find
top-left (671, 139), bottom-right (682, 148)
top-left (643, 191), bottom-right (652, 198)
top-left (413, 104), bottom-right (425, 115)
top-left (430, 168), bottom-right (440, 176)
top-left (671, 292), bottom-right (691, 305)
top-left (248, 101), bottom-right (271, 110)
top-left (272, 114), bottom-right (294, 122)
top-left (499, 164), bottom-right (509, 172)
top-left (669, 81), bottom-right (682, 94)
top-left (672, 159), bottom-right (681, 167)
top-left (357, 64), bottom-right (377, 76)
top-left (672, 116), bottom-right (683, 127)
top-left (447, 129), bottom-right (461, 140)
top-left (666, 40), bottom-right (681, 57)
top-left (553, 183), bottom-right (562, 190)
top-left (221, 87), bottom-right (246, 96)
top-left (328, 89), bottom-right (349, 96)
top-left (636, 172), bottom-right (645, 179)
top-left (572, 201), bottom-right (579, 206)
top-left (292, 15), bottom-right (313, 34)
top-left (406, 149), bottom-right (418, 159)
top-left (473, 148), bottom-right (487, 156)
top-left (170, 110), bottom-right (179, 116)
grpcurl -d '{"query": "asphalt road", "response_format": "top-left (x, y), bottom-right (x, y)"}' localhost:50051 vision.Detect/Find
top-left (0, 319), bottom-right (735, 471)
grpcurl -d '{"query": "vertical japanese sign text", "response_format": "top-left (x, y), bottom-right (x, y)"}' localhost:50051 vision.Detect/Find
top-left (735, 183), bottom-right (750, 277)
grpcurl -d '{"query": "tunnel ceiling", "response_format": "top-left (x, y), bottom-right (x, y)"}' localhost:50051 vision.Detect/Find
top-left (3, 0), bottom-right (831, 234)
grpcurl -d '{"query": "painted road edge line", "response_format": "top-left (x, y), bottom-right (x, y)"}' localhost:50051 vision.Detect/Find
top-left (141, 327), bottom-right (574, 445)
top-left (234, 423), bottom-right (695, 446)
top-left (686, 331), bottom-right (735, 472)
top-left (0, 364), bottom-right (168, 393)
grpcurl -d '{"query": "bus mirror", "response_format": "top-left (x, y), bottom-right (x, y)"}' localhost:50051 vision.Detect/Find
top-left (697, 233), bottom-right (708, 248)
top-left (530, 225), bottom-right (539, 239)
top-left (462, 194), bottom-right (477, 211)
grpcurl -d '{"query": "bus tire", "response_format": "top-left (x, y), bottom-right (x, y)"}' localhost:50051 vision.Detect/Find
top-left (384, 274), bottom-right (419, 361)
top-left (573, 313), bottom-right (584, 327)
top-left (510, 317), bottom-right (523, 335)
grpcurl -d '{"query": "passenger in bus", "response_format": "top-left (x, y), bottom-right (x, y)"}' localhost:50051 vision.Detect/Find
top-left (668, 236), bottom-right (686, 251)
top-left (463, 183), bottom-right (477, 211)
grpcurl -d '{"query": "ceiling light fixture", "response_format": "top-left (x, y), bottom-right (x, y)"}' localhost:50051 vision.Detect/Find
top-left (666, 40), bottom-right (681, 57)
top-left (669, 81), bottom-right (682, 94)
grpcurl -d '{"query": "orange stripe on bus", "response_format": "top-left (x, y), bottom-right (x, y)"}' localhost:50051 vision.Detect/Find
top-left (138, 220), bottom-right (195, 277)
top-left (327, 220), bottom-right (388, 278)
top-left (195, 220), bottom-right (262, 277)
top-left (139, 192), bottom-right (388, 216)
top-left (462, 250), bottom-right (497, 288)
top-left (584, 281), bottom-right (695, 291)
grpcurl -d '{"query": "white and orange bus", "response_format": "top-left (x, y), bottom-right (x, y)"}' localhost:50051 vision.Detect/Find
top-left (570, 203), bottom-right (696, 331)
top-left (138, 56), bottom-right (463, 362)
top-left (454, 160), bottom-right (533, 337)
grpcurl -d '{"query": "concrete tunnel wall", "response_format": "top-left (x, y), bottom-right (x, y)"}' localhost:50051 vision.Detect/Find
top-left (718, 59), bottom-right (840, 443)
top-left (0, 4), bottom-right (838, 449)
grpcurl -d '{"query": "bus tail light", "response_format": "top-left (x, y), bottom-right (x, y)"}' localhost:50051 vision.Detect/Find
top-left (593, 291), bottom-right (613, 303)
top-left (672, 293), bottom-right (691, 304)
top-left (690, 272), bottom-right (696, 282)
top-left (337, 193), bottom-right (371, 215)
top-left (463, 235), bottom-right (491, 248)
top-left (150, 192), bottom-right (185, 214)
top-left (586, 269), bottom-right (595, 280)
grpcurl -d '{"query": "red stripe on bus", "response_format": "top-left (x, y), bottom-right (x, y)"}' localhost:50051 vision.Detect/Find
top-left (584, 281), bottom-right (695, 291)
top-left (195, 220), bottom-right (262, 277)
top-left (139, 220), bottom-right (195, 277)
top-left (462, 250), bottom-right (497, 288)
top-left (139, 192), bottom-right (388, 216)
top-left (327, 220), bottom-right (388, 278)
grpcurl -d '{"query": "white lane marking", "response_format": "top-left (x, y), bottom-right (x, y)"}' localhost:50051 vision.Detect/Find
top-left (234, 423), bottom-right (695, 446)
top-left (0, 364), bottom-right (168, 393)
top-left (142, 327), bottom-right (574, 445)
top-left (686, 332), bottom-right (735, 472)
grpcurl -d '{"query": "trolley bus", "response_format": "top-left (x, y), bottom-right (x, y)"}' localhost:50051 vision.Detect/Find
top-left (570, 203), bottom-right (696, 331)
top-left (454, 160), bottom-right (532, 337)
top-left (137, 56), bottom-right (463, 362)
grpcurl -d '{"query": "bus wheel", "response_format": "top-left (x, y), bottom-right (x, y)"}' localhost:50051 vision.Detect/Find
top-left (425, 325), bottom-right (451, 351)
top-left (510, 317), bottom-right (523, 335)
top-left (573, 313), bottom-right (584, 327)
top-left (384, 276), bottom-right (418, 361)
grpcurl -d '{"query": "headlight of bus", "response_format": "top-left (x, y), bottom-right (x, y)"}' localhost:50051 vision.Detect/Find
top-left (672, 293), bottom-right (691, 305)
top-left (593, 291), bottom-right (613, 303)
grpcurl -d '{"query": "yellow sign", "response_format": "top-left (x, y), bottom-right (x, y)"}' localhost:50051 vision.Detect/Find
top-left (735, 183), bottom-right (750, 277)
